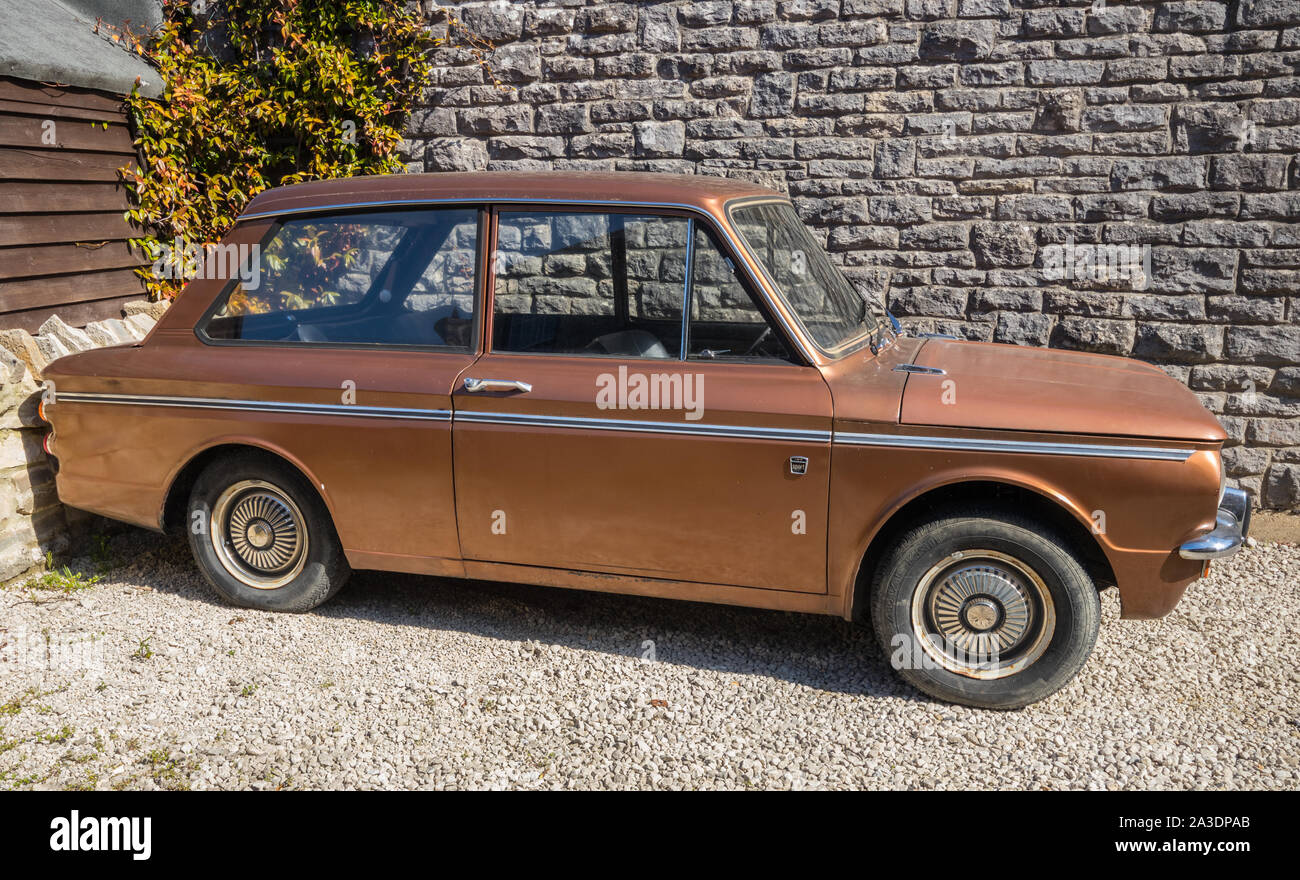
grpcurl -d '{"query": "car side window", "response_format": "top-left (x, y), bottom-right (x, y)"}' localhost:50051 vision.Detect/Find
top-left (687, 226), bottom-right (795, 363)
top-left (201, 207), bottom-right (478, 348)
top-left (492, 211), bottom-right (688, 359)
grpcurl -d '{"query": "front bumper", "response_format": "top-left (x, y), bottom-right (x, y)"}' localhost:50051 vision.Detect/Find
top-left (1178, 487), bottom-right (1251, 560)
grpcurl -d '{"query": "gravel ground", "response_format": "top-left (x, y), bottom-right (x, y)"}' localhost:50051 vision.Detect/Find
top-left (1, 530), bottom-right (1297, 790)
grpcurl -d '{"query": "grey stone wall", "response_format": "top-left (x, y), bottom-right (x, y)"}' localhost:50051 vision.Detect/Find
top-left (406, 0), bottom-right (1300, 509)
top-left (0, 307), bottom-right (164, 584)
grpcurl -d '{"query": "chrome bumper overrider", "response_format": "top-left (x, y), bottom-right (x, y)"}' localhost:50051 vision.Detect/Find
top-left (1178, 487), bottom-right (1251, 560)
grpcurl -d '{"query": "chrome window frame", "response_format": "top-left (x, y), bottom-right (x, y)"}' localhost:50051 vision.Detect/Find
top-left (233, 196), bottom-right (820, 366)
top-left (680, 217), bottom-right (695, 360)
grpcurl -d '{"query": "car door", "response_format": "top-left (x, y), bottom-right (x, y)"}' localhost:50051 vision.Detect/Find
top-left (451, 207), bottom-right (832, 593)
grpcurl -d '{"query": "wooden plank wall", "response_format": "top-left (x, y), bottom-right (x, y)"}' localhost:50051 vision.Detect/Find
top-left (0, 76), bottom-right (148, 333)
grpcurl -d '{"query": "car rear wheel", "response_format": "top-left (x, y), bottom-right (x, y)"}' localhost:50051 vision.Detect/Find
top-left (870, 508), bottom-right (1100, 709)
top-left (187, 452), bottom-right (349, 612)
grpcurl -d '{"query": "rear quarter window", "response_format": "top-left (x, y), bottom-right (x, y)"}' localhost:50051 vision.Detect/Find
top-left (200, 207), bottom-right (479, 349)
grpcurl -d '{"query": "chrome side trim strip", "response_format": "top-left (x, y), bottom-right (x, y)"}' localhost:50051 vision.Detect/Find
top-left (54, 392), bottom-right (452, 422)
top-left (54, 392), bottom-right (1197, 460)
top-left (833, 431), bottom-right (1194, 461)
top-left (455, 410), bottom-right (831, 443)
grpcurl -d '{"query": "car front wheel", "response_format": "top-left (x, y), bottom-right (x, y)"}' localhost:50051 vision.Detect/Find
top-left (187, 452), bottom-right (350, 612)
top-left (870, 508), bottom-right (1101, 709)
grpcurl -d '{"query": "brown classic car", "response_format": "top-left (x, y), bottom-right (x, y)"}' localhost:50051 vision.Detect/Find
top-left (40, 172), bottom-right (1249, 708)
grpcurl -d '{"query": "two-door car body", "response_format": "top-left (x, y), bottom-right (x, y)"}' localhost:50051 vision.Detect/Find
top-left (41, 172), bottom-right (1249, 708)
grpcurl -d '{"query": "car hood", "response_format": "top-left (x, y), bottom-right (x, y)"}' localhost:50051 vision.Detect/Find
top-left (898, 339), bottom-right (1227, 442)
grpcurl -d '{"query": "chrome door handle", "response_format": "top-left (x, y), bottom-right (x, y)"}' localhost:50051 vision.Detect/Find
top-left (463, 377), bottom-right (532, 393)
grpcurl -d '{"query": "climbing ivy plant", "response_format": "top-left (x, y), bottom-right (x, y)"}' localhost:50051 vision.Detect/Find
top-left (112, 0), bottom-right (444, 299)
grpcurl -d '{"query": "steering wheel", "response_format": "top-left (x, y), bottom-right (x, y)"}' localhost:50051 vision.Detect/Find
top-left (741, 325), bottom-right (773, 357)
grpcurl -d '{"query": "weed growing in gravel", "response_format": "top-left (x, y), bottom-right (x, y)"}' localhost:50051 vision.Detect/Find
top-left (0, 767), bottom-right (50, 789)
top-left (0, 722), bottom-right (76, 789)
top-left (261, 767), bottom-right (295, 790)
top-left (33, 725), bottom-right (74, 744)
top-left (527, 751), bottom-right (555, 772)
top-left (145, 748), bottom-right (196, 791)
top-left (19, 567), bottom-right (102, 593)
top-left (133, 638), bottom-right (154, 661)
top-left (90, 534), bottom-right (116, 575)
top-left (0, 684), bottom-right (66, 716)
top-left (240, 683), bottom-right (258, 698)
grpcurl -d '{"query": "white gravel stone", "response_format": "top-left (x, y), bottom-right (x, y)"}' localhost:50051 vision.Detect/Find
top-left (0, 531), bottom-right (1296, 790)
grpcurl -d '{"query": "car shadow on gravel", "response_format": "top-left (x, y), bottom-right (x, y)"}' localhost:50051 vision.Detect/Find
top-left (111, 530), bottom-right (917, 703)
top-left (336, 569), bottom-right (914, 701)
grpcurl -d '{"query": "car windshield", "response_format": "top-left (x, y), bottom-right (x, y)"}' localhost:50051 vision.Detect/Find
top-left (729, 200), bottom-right (881, 354)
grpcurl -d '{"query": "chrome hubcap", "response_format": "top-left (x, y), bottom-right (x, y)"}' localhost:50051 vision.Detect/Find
top-left (962, 597), bottom-right (1001, 632)
top-left (931, 564), bottom-right (1032, 656)
top-left (245, 520), bottom-right (274, 550)
top-left (910, 550), bottom-right (1056, 680)
top-left (210, 480), bottom-right (308, 590)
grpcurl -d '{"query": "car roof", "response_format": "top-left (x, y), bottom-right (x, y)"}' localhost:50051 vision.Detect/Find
top-left (240, 171), bottom-right (787, 222)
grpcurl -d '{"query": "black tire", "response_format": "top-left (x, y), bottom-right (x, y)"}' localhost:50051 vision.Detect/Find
top-left (870, 508), bottom-right (1100, 710)
top-left (187, 451), bottom-right (349, 612)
